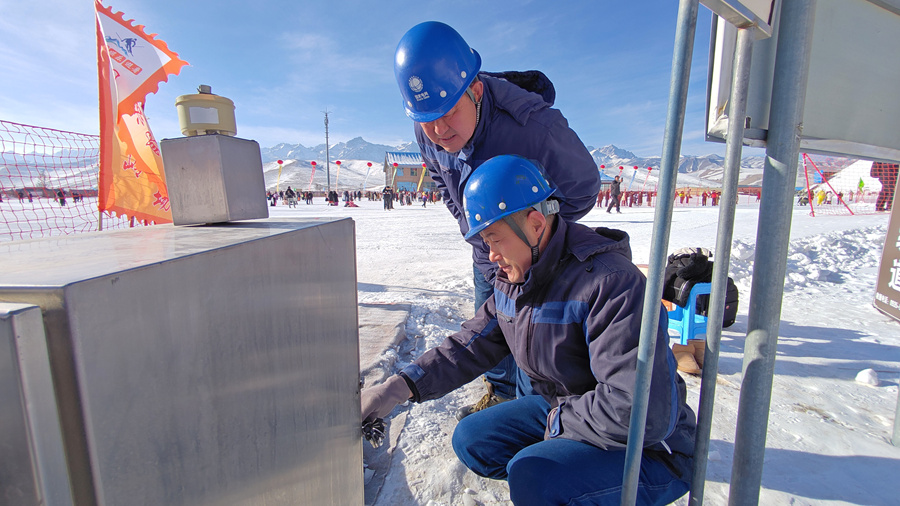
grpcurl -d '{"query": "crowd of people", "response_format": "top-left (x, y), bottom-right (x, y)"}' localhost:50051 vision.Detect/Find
top-left (0, 189), bottom-right (86, 205)
top-left (596, 184), bottom-right (723, 212)
top-left (264, 187), bottom-right (439, 209)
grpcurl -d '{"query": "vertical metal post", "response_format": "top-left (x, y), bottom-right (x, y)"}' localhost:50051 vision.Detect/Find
top-left (893, 380), bottom-right (900, 446)
top-left (325, 111), bottom-right (332, 193)
top-left (689, 25), bottom-right (755, 506)
top-left (621, 0), bottom-right (698, 504)
top-left (729, 2), bottom-right (816, 505)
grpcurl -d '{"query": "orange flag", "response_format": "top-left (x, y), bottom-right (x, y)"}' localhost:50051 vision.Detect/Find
top-left (95, 0), bottom-right (187, 224)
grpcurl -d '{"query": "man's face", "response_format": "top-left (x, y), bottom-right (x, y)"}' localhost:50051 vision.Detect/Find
top-left (480, 216), bottom-right (534, 284)
top-left (418, 81), bottom-right (482, 153)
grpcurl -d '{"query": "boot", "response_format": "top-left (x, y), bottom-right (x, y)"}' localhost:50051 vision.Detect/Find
top-left (455, 379), bottom-right (511, 420)
top-left (672, 343), bottom-right (701, 375)
top-left (688, 339), bottom-right (706, 369)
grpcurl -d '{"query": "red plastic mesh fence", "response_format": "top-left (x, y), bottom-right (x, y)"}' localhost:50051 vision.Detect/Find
top-left (800, 153), bottom-right (898, 216)
top-left (0, 120), bottom-right (140, 242)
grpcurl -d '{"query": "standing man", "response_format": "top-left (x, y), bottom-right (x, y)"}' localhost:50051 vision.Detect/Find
top-left (361, 156), bottom-right (695, 505)
top-left (383, 186), bottom-right (393, 210)
top-left (285, 186), bottom-right (297, 208)
top-left (394, 22), bottom-right (601, 418)
top-left (606, 176), bottom-right (622, 214)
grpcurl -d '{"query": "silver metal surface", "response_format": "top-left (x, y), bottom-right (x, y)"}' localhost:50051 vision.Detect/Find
top-left (1, 303), bottom-right (73, 506)
top-left (160, 134), bottom-right (269, 225)
top-left (0, 218), bottom-right (363, 506)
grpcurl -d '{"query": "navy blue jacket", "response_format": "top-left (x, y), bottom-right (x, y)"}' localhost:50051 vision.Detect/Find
top-left (416, 73), bottom-right (601, 282)
top-left (400, 220), bottom-right (696, 480)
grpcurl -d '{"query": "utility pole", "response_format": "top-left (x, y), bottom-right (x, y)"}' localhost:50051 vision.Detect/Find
top-left (324, 110), bottom-right (331, 193)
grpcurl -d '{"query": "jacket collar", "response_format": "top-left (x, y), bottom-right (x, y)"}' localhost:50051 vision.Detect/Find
top-left (498, 220), bottom-right (634, 294)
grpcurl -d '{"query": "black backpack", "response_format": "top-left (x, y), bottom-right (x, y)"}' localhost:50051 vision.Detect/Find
top-left (662, 248), bottom-right (739, 328)
top-left (481, 70), bottom-right (556, 105)
top-left (696, 277), bottom-right (739, 328)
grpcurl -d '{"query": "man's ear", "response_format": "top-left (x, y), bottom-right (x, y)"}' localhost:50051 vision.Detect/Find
top-left (471, 80), bottom-right (484, 103)
top-left (526, 210), bottom-right (547, 238)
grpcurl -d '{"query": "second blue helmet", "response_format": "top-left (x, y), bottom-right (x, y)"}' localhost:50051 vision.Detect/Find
top-left (463, 155), bottom-right (557, 239)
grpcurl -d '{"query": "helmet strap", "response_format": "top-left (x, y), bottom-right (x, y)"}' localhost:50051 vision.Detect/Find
top-left (502, 215), bottom-right (540, 265)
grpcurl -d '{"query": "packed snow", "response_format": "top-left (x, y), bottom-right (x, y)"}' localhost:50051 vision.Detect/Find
top-left (258, 197), bottom-right (899, 505)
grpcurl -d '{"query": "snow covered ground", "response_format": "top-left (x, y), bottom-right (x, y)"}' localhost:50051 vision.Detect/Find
top-left (257, 197), bottom-right (899, 505)
top-left (4, 195), bottom-right (898, 504)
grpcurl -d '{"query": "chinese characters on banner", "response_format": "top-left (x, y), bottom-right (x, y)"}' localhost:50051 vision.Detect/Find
top-left (95, 0), bottom-right (187, 224)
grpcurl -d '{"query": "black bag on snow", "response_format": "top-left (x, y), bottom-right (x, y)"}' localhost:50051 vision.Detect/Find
top-left (696, 277), bottom-right (739, 328)
top-left (661, 248), bottom-right (739, 328)
top-left (661, 249), bottom-right (712, 306)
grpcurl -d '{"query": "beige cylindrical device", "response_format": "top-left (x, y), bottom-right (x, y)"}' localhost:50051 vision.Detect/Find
top-left (175, 85), bottom-right (237, 137)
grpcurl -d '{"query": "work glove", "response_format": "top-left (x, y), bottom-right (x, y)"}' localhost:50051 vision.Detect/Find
top-left (361, 374), bottom-right (412, 424)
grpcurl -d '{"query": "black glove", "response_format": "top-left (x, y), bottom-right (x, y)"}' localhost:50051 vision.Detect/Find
top-left (361, 375), bottom-right (412, 424)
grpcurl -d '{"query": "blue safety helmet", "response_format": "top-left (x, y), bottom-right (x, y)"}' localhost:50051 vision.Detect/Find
top-left (463, 155), bottom-right (558, 242)
top-left (394, 21), bottom-right (482, 123)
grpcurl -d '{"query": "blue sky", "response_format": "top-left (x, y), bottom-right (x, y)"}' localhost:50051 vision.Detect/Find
top-left (1, 0), bottom-right (723, 157)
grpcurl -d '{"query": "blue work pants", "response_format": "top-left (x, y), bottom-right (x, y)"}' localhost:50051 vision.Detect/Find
top-left (452, 395), bottom-right (689, 505)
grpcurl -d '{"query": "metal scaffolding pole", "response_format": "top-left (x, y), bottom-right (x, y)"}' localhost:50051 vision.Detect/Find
top-left (620, 0), bottom-right (698, 504)
top-left (894, 383), bottom-right (900, 446)
top-left (325, 111), bottom-right (332, 194)
top-left (690, 25), bottom-right (755, 506)
top-left (729, 1), bottom-right (816, 505)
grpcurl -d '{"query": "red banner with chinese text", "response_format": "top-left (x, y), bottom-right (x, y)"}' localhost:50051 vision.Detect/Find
top-left (95, 0), bottom-right (187, 224)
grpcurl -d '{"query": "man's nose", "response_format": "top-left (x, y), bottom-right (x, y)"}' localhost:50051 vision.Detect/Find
top-left (429, 117), bottom-right (450, 135)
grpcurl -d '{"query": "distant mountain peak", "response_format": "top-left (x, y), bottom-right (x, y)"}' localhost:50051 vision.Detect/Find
top-left (259, 137), bottom-right (417, 165)
top-left (597, 144), bottom-right (637, 160)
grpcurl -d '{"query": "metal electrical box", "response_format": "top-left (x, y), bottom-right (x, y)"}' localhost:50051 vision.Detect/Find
top-left (0, 218), bottom-right (363, 506)
top-left (160, 134), bottom-right (269, 225)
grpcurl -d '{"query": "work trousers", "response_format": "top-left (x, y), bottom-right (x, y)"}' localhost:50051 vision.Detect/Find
top-left (452, 395), bottom-right (690, 506)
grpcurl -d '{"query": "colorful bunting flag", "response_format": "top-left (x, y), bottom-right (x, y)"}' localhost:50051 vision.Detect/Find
top-left (95, 0), bottom-right (187, 224)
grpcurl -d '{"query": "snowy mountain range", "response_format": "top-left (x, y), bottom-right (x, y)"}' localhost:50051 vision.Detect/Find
top-left (0, 137), bottom-right (835, 192)
top-left (261, 137), bottom-right (418, 166)
top-left (259, 137), bottom-right (770, 190)
top-left (259, 137), bottom-right (764, 173)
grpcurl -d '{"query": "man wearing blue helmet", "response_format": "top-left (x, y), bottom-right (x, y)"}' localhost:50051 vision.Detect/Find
top-left (394, 21), bottom-right (602, 417)
top-left (361, 155), bottom-right (694, 505)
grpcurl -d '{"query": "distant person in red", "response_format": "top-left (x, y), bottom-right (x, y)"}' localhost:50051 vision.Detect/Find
top-left (871, 162), bottom-right (898, 212)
